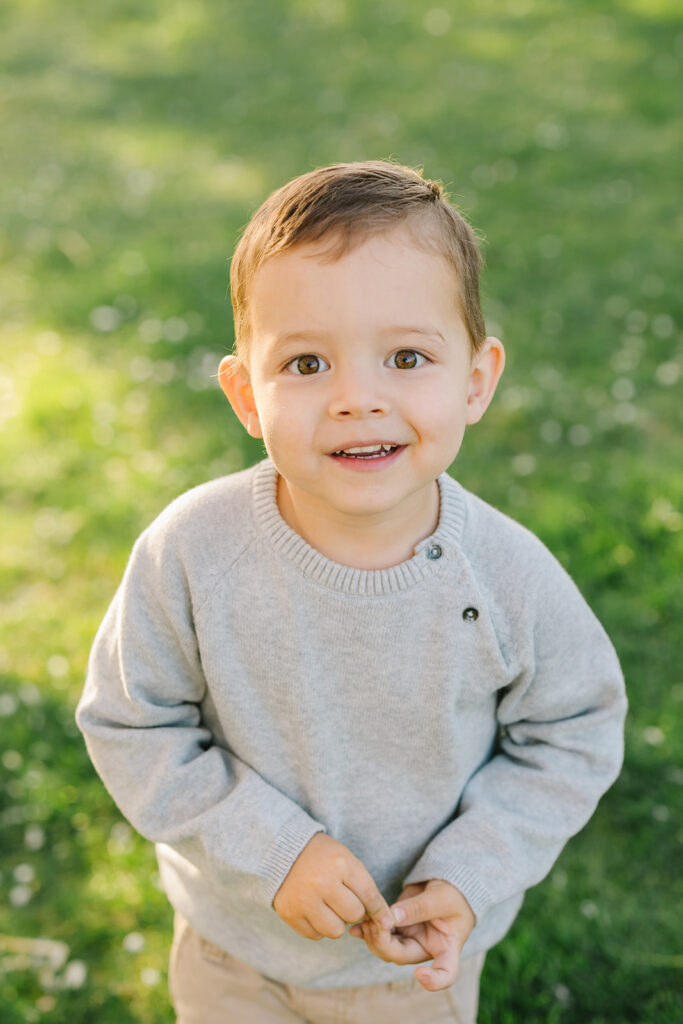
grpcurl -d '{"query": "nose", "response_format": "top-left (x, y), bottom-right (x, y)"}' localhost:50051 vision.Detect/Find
top-left (327, 366), bottom-right (390, 419)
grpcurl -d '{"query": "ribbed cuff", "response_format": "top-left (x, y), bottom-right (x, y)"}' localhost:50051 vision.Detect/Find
top-left (259, 811), bottom-right (327, 906)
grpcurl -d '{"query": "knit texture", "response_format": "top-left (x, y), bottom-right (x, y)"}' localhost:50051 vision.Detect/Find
top-left (77, 459), bottom-right (626, 989)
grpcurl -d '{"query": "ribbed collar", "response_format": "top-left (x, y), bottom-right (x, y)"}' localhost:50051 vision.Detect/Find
top-left (251, 459), bottom-right (466, 596)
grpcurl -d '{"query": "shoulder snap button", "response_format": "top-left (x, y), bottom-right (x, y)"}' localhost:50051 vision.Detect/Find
top-left (462, 607), bottom-right (479, 621)
top-left (426, 544), bottom-right (442, 560)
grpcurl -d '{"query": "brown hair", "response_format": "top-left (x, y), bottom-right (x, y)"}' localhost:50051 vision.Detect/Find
top-left (229, 160), bottom-right (486, 371)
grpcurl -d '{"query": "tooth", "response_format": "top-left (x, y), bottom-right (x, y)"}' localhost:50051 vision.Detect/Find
top-left (345, 445), bottom-right (382, 454)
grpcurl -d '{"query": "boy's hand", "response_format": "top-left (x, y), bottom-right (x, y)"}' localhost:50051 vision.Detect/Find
top-left (349, 879), bottom-right (475, 992)
top-left (273, 833), bottom-right (396, 941)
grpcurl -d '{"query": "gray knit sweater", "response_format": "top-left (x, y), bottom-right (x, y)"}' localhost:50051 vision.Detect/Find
top-left (76, 458), bottom-right (626, 988)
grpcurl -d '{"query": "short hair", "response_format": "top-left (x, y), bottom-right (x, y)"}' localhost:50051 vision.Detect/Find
top-left (229, 160), bottom-right (486, 371)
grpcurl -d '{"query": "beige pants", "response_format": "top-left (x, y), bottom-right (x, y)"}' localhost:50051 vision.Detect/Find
top-left (170, 912), bottom-right (484, 1024)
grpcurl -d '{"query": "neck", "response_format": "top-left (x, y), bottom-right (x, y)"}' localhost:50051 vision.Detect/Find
top-left (276, 476), bottom-right (440, 570)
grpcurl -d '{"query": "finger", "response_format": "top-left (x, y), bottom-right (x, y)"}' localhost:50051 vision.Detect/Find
top-left (391, 882), bottom-right (470, 929)
top-left (359, 920), bottom-right (394, 962)
top-left (349, 913), bottom-right (374, 938)
top-left (343, 862), bottom-right (395, 929)
top-left (390, 891), bottom-right (435, 928)
top-left (414, 946), bottom-right (460, 992)
top-left (360, 920), bottom-right (426, 964)
top-left (293, 918), bottom-right (325, 941)
top-left (342, 860), bottom-right (395, 933)
top-left (393, 884), bottom-right (479, 933)
top-left (309, 902), bottom-right (351, 940)
top-left (329, 883), bottom-right (366, 925)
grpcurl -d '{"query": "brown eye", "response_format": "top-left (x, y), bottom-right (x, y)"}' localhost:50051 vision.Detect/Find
top-left (297, 355), bottom-right (320, 374)
top-left (392, 349), bottom-right (425, 370)
top-left (289, 354), bottom-right (329, 375)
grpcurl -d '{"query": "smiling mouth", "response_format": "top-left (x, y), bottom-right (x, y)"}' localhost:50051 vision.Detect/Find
top-left (330, 444), bottom-right (402, 459)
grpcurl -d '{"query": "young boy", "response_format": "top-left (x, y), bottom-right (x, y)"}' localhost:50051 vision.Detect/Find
top-left (76, 160), bottom-right (626, 1024)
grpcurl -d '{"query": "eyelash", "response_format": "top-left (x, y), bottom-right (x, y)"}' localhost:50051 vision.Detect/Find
top-left (389, 349), bottom-right (429, 370)
top-left (285, 354), bottom-right (331, 375)
top-left (284, 349), bottom-right (430, 375)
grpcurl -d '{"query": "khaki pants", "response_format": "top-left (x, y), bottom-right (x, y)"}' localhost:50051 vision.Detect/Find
top-left (170, 913), bottom-right (484, 1024)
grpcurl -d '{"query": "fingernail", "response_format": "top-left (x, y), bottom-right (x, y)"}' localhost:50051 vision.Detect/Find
top-left (392, 905), bottom-right (406, 924)
top-left (379, 914), bottom-right (393, 930)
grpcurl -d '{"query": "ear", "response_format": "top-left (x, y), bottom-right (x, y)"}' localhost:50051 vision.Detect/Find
top-left (217, 355), bottom-right (263, 438)
top-left (465, 337), bottom-right (505, 425)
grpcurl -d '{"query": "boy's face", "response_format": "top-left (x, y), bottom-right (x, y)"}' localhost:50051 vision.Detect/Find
top-left (220, 225), bottom-right (504, 541)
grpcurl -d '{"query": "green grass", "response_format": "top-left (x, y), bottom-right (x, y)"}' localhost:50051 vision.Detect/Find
top-left (1, 1), bottom-right (681, 1020)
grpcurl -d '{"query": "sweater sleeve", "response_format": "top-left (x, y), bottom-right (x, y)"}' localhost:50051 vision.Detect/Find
top-left (402, 554), bottom-right (627, 921)
top-left (75, 525), bottom-right (326, 906)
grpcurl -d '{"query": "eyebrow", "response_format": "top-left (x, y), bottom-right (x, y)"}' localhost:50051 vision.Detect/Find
top-left (272, 325), bottom-right (447, 346)
top-left (379, 325), bottom-right (447, 344)
top-left (272, 330), bottom-right (333, 346)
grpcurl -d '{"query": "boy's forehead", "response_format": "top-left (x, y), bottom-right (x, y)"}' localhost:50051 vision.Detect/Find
top-left (249, 228), bottom-right (460, 326)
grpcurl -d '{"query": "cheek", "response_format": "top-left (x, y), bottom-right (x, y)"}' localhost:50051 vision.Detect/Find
top-left (253, 386), bottom-right (289, 430)
top-left (410, 381), bottom-right (468, 434)
top-left (258, 395), bottom-right (312, 450)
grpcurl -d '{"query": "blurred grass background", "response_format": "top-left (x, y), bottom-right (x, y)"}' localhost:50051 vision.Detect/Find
top-left (1, 0), bottom-right (681, 1021)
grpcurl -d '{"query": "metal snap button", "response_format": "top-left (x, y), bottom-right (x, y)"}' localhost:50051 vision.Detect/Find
top-left (426, 544), bottom-right (442, 560)
top-left (462, 607), bottom-right (479, 621)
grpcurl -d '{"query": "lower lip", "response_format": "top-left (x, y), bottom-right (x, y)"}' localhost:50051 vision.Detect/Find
top-left (327, 446), bottom-right (406, 472)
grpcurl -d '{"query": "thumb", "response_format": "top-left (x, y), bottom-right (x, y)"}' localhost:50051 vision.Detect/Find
top-left (391, 880), bottom-right (473, 929)
top-left (390, 890), bottom-right (437, 927)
